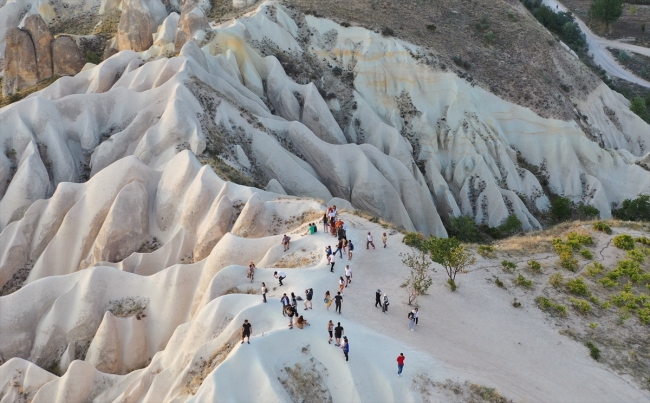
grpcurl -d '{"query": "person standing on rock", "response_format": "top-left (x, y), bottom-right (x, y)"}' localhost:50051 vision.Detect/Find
top-left (325, 291), bottom-right (332, 310)
top-left (375, 289), bottom-right (382, 308)
top-left (327, 320), bottom-right (334, 344)
top-left (338, 277), bottom-right (345, 294)
top-left (334, 291), bottom-right (343, 314)
top-left (367, 232), bottom-right (375, 249)
top-left (248, 261), bottom-right (255, 283)
top-left (323, 213), bottom-right (329, 233)
top-left (287, 305), bottom-right (296, 329)
top-left (334, 321), bottom-right (344, 346)
top-left (348, 240), bottom-right (354, 260)
top-left (397, 353), bottom-right (405, 376)
top-left (382, 293), bottom-right (389, 313)
top-left (304, 288), bottom-right (313, 310)
top-left (241, 319), bottom-right (252, 344)
top-left (408, 310), bottom-right (416, 331)
top-left (344, 265), bottom-right (352, 287)
top-left (274, 270), bottom-right (286, 286)
top-left (261, 282), bottom-right (267, 303)
top-left (281, 234), bottom-right (291, 252)
top-left (281, 293), bottom-right (290, 316)
top-left (382, 233), bottom-right (388, 248)
top-left (341, 336), bottom-right (349, 362)
top-left (329, 251), bottom-right (336, 272)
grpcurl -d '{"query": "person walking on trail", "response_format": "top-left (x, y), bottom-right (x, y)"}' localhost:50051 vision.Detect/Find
top-left (341, 337), bottom-right (349, 362)
top-left (333, 239), bottom-right (344, 258)
top-left (334, 322), bottom-right (344, 346)
top-left (274, 270), bottom-right (286, 286)
top-left (328, 252), bottom-right (336, 272)
top-left (367, 232), bottom-right (375, 249)
top-left (382, 293), bottom-right (389, 313)
top-left (375, 289), bottom-right (382, 308)
top-left (327, 320), bottom-right (334, 344)
top-left (281, 293), bottom-right (290, 316)
top-left (304, 288), bottom-right (313, 310)
top-left (323, 213), bottom-right (329, 233)
top-left (397, 353), bottom-right (405, 376)
top-left (325, 245), bottom-right (332, 257)
top-left (248, 262), bottom-right (255, 282)
top-left (291, 292), bottom-right (298, 310)
top-left (382, 233), bottom-right (388, 248)
top-left (287, 305), bottom-right (296, 329)
top-left (344, 265), bottom-right (352, 287)
top-left (282, 235), bottom-right (291, 252)
top-left (241, 319), bottom-right (252, 344)
top-left (347, 240), bottom-right (354, 260)
top-left (412, 308), bottom-right (419, 325)
top-left (261, 282), bottom-right (267, 303)
top-left (408, 310), bottom-right (416, 331)
top-left (334, 291), bottom-right (343, 314)
top-left (338, 277), bottom-right (345, 293)
top-left (324, 291), bottom-right (332, 310)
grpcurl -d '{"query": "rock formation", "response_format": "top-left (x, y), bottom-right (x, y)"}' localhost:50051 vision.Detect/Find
top-left (52, 36), bottom-right (85, 76)
top-left (2, 28), bottom-right (38, 96)
top-left (174, 0), bottom-right (209, 51)
top-left (23, 14), bottom-right (53, 81)
top-left (117, 0), bottom-right (168, 52)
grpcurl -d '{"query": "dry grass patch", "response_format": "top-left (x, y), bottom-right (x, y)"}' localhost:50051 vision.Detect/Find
top-left (182, 331), bottom-right (240, 395)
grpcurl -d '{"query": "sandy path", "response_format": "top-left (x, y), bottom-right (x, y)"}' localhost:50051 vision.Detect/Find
top-left (277, 213), bottom-right (647, 402)
top-left (542, 0), bottom-right (650, 88)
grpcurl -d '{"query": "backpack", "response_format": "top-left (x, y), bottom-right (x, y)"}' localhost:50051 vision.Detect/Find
top-left (349, 243), bottom-right (354, 251)
top-left (408, 312), bottom-right (414, 319)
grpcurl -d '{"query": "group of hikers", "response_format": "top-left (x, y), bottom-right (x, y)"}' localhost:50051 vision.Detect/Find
top-left (239, 206), bottom-right (414, 375)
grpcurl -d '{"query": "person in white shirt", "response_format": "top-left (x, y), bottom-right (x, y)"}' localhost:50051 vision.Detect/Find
top-left (274, 270), bottom-right (286, 286)
top-left (328, 252), bottom-right (336, 272)
top-left (344, 265), bottom-right (352, 287)
top-left (366, 232), bottom-right (375, 249)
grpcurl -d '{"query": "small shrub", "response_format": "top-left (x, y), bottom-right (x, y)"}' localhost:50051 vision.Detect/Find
top-left (567, 232), bottom-right (593, 248)
top-left (515, 273), bottom-right (533, 288)
top-left (478, 245), bottom-right (495, 258)
top-left (536, 296), bottom-right (567, 317)
top-left (560, 254), bottom-right (579, 272)
top-left (577, 204), bottom-right (599, 219)
top-left (570, 298), bottom-right (592, 314)
top-left (627, 249), bottom-right (645, 263)
top-left (447, 278), bottom-right (458, 291)
top-left (549, 272), bottom-right (564, 288)
top-left (599, 277), bottom-right (618, 288)
top-left (550, 196), bottom-right (572, 221)
top-left (381, 27), bottom-right (395, 36)
top-left (494, 277), bottom-right (506, 289)
top-left (340, 21), bottom-right (351, 27)
top-left (448, 215), bottom-right (480, 242)
top-left (501, 260), bottom-right (516, 272)
top-left (512, 298), bottom-right (521, 308)
top-left (613, 234), bottom-right (635, 250)
top-left (613, 195), bottom-right (650, 222)
top-left (586, 262), bottom-right (604, 276)
top-left (403, 232), bottom-right (425, 249)
top-left (527, 260), bottom-right (542, 273)
top-left (635, 236), bottom-right (650, 246)
top-left (566, 277), bottom-right (591, 296)
top-left (589, 322), bottom-right (598, 329)
top-left (585, 341), bottom-right (600, 360)
top-left (426, 24), bottom-right (437, 31)
top-left (593, 221), bottom-right (612, 234)
top-left (452, 56), bottom-right (472, 70)
top-left (579, 249), bottom-right (594, 260)
top-left (484, 31), bottom-right (496, 43)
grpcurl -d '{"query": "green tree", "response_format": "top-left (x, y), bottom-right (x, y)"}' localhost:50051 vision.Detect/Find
top-left (551, 196), bottom-right (573, 221)
top-left (630, 96), bottom-right (650, 123)
top-left (589, 0), bottom-right (624, 29)
top-left (424, 237), bottom-right (476, 291)
top-left (400, 251), bottom-right (434, 305)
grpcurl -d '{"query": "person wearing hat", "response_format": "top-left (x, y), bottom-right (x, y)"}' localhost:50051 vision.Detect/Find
top-left (375, 289), bottom-right (382, 308)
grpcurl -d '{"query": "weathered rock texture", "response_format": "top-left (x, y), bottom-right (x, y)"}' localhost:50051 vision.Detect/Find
top-left (117, 0), bottom-right (167, 52)
top-left (2, 28), bottom-right (38, 96)
top-left (52, 36), bottom-right (85, 76)
top-left (174, 0), bottom-right (209, 51)
top-left (23, 14), bottom-right (53, 81)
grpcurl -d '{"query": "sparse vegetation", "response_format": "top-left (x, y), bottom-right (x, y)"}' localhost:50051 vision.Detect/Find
top-left (579, 249), bottom-right (594, 260)
top-left (501, 260), bottom-right (516, 272)
top-left (527, 260), bottom-right (543, 273)
top-left (567, 277), bottom-right (591, 296)
top-left (426, 237), bottom-right (476, 291)
top-left (495, 277), bottom-right (506, 289)
top-left (593, 221), bottom-right (612, 234)
top-left (589, 0), bottom-right (624, 29)
top-left (586, 262), bottom-right (605, 276)
top-left (536, 296), bottom-right (568, 317)
top-left (570, 297), bottom-right (592, 314)
top-left (401, 251), bottom-right (434, 305)
top-left (514, 273), bottom-right (533, 288)
top-left (550, 196), bottom-right (573, 221)
top-left (549, 272), bottom-right (565, 288)
top-left (613, 195), bottom-right (650, 222)
top-left (107, 296), bottom-right (149, 318)
top-left (613, 234), bottom-right (635, 250)
top-left (585, 341), bottom-right (600, 360)
top-left (478, 245), bottom-right (496, 258)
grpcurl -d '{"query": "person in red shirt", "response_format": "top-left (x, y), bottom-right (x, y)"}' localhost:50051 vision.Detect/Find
top-left (397, 353), bottom-right (405, 377)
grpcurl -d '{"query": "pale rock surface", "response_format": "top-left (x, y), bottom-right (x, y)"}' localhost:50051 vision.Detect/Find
top-left (174, 0), bottom-right (209, 52)
top-left (2, 27), bottom-right (38, 96)
top-left (233, 0), bottom-right (257, 8)
top-left (23, 14), bottom-right (53, 81)
top-left (117, 0), bottom-right (167, 52)
top-left (51, 36), bottom-right (84, 76)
